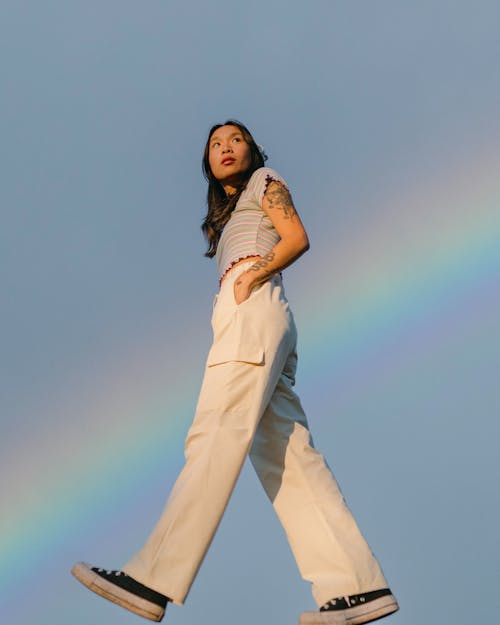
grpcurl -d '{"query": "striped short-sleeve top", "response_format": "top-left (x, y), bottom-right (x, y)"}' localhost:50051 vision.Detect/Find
top-left (216, 167), bottom-right (289, 281)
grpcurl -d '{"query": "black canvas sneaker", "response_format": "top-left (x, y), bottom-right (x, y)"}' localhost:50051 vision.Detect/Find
top-left (299, 588), bottom-right (399, 625)
top-left (71, 562), bottom-right (169, 622)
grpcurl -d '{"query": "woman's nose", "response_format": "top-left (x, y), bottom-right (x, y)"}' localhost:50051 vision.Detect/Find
top-left (222, 144), bottom-right (233, 153)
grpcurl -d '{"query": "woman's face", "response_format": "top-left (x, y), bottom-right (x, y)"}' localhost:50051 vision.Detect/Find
top-left (208, 124), bottom-right (252, 187)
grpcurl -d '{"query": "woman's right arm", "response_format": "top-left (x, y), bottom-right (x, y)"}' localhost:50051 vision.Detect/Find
top-left (233, 180), bottom-right (309, 303)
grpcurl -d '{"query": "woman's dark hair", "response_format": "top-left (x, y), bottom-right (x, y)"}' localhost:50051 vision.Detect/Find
top-left (201, 119), bottom-right (266, 258)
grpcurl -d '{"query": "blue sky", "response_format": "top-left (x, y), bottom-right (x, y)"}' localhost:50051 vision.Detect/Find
top-left (1, 2), bottom-right (499, 625)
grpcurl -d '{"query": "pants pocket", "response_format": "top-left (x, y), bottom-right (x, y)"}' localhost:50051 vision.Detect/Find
top-left (206, 342), bottom-right (264, 367)
top-left (232, 279), bottom-right (269, 308)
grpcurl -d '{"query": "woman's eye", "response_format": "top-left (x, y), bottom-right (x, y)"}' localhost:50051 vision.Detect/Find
top-left (212, 142), bottom-right (220, 148)
top-left (232, 137), bottom-right (241, 143)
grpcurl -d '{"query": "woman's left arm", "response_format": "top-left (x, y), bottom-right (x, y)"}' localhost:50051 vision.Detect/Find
top-left (234, 180), bottom-right (310, 304)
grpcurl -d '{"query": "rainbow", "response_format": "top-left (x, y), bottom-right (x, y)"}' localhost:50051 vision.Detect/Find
top-left (1, 146), bottom-right (499, 600)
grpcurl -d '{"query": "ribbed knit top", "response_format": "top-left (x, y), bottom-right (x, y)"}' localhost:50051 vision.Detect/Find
top-left (216, 167), bottom-right (289, 281)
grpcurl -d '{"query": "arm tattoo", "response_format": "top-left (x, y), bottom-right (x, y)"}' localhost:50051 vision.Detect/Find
top-left (248, 252), bottom-right (276, 284)
top-left (248, 252), bottom-right (275, 272)
top-left (264, 181), bottom-right (297, 221)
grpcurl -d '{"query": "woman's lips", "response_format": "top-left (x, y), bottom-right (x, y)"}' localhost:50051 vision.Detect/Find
top-left (221, 158), bottom-right (236, 165)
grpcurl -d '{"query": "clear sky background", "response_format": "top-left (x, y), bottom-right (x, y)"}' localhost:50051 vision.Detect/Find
top-left (1, 2), bottom-right (499, 625)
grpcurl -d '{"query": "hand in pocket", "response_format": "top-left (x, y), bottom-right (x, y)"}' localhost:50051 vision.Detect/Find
top-left (233, 272), bottom-right (255, 305)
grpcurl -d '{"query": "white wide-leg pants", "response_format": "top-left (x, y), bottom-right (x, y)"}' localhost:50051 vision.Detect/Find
top-left (122, 262), bottom-right (388, 606)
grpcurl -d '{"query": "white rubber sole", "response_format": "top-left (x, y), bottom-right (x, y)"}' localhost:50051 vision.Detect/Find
top-left (299, 594), bottom-right (399, 625)
top-left (71, 562), bottom-right (165, 622)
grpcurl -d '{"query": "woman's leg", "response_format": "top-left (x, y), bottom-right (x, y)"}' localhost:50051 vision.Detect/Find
top-left (249, 350), bottom-right (388, 608)
top-left (122, 270), bottom-right (295, 605)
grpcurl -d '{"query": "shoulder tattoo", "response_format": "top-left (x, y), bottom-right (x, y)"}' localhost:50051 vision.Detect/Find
top-left (264, 180), bottom-right (297, 221)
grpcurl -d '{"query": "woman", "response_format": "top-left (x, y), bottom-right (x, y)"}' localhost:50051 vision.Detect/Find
top-left (72, 120), bottom-right (399, 625)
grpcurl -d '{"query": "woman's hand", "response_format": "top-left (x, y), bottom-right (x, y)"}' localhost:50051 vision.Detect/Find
top-left (233, 270), bottom-right (256, 305)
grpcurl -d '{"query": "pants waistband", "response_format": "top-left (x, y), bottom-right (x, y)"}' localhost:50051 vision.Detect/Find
top-left (218, 261), bottom-right (282, 295)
